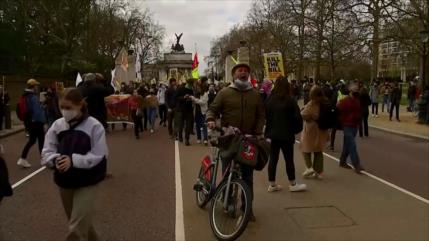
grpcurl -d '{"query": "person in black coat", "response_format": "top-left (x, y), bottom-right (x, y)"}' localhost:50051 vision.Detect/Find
top-left (165, 78), bottom-right (178, 138)
top-left (265, 77), bottom-right (307, 193)
top-left (174, 79), bottom-right (194, 145)
top-left (79, 73), bottom-right (114, 129)
top-left (359, 84), bottom-right (372, 137)
top-left (0, 153), bottom-right (13, 203)
top-left (389, 82), bottom-right (402, 121)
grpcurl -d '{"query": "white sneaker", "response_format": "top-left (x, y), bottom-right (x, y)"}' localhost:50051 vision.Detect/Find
top-left (289, 183), bottom-right (307, 192)
top-left (312, 172), bottom-right (324, 180)
top-left (267, 184), bottom-right (282, 192)
top-left (150, 129), bottom-right (154, 133)
top-left (197, 140), bottom-right (201, 144)
top-left (17, 158), bottom-right (31, 168)
top-left (302, 168), bottom-right (315, 178)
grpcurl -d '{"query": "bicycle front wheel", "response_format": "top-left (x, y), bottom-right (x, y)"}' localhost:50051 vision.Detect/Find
top-left (209, 179), bottom-right (251, 241)
top-left (195, 166), bottom-right (212, 208)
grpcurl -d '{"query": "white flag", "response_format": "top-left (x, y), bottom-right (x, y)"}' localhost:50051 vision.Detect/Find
top-left (111, 69), bottom-right (116, 91)
top-left (75, 72), bottom-right (83, 87)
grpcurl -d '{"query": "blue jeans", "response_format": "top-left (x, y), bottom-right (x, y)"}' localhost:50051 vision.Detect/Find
top-left (195, 113), bottom-right (208, 141)
top-left (382, 95), bottom-right (390, 112)
top-left (340, 127), bottom-right (361, 168)
top-left (147, 107), bottom-right (157, 129)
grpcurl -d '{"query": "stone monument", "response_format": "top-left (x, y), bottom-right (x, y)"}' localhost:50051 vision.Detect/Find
top-left (158, 33), bottom-right (193, 83)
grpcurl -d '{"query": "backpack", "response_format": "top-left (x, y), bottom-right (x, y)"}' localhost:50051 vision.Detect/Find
top-left (317, 102), bottom-right (338, 130)
top-left (16, 95), bottom-right (30, 121)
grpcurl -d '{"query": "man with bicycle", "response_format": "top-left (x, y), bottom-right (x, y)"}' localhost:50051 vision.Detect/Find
top-left (206, 62), bottom-right (265, 222)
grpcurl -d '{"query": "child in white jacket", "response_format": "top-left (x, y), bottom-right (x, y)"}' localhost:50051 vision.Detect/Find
top-left (41, 88), bottom-right (108, 241)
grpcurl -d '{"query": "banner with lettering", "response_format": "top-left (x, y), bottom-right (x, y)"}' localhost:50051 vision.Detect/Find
top-left (263, 52), bottom-right (285, 81)
top-left (105, 94), bottom-right (132, 123)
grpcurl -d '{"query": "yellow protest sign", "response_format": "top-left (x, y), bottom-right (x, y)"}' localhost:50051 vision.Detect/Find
top-left (263, 52), bottom-right (285, 81)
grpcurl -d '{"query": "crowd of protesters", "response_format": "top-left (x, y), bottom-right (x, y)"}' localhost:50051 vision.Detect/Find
top-left (2, 61), bottom-right (429, 240)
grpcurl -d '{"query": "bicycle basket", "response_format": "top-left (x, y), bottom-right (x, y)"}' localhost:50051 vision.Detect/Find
top-left (235, 138), bottom-right (271, 170)
top-left (235, 138), bottom-right (259, 167)
top-left (218, 134), bottom-right (242, 162)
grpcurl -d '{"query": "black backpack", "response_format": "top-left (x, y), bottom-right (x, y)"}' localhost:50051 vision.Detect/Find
top-left (317, 101), bottom-right (338, 130)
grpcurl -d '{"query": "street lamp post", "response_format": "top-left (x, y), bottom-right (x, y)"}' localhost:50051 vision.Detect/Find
top-left (418, 30), bottom-right (429, 124)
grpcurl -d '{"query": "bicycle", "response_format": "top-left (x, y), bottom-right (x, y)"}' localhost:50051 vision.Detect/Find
top-left (193, 127), bottom-right (252, 241)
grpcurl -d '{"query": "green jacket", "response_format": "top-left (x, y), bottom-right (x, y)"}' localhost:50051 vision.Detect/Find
top-left (206, 85), bottom-right (265, 135)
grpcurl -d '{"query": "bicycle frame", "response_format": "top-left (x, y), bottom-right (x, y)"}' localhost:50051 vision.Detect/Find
top-left (204, 145), bottom-right (241, 207)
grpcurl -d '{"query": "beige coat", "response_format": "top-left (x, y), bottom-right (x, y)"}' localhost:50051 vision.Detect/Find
top-left (300, 101), bottom-right (329, 153)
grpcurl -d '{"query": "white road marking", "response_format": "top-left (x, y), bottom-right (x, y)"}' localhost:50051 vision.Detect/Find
top-left (175, 141), bottom-right (186, 241)
top-left (12, 166), bottom-right (46, 189)
top-left (295, 140), bottom-right (429, 205)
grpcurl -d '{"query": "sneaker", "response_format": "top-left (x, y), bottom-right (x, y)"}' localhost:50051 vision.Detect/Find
top-left (197, 140), bottom-right (201, 144)
top-left (354, 165), bottom-right (364, 174)
top-left (302, 168), bottom-right (315, 178)
top-left (267, 184), bottom-right (282, 192)
top-left (339, 163), bottom-right (352, 169)
top-left (372, 114), bottom-right (375, 117)
top-left (204, 140), bottom-right (208, 146)
top-left (375, 115), bottom-right (379, 118)
top-left (315, 173), bottom-right (323, 179)
top-left (150, 129), bottom-right (154, 133)
top-left (17, 158), bottom-right (31, 168)
top-left (289, 183), bottom-right (307, 192)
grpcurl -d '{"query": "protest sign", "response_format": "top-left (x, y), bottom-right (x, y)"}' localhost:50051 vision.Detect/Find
top-left (263, 52), bottom-right (285, 81)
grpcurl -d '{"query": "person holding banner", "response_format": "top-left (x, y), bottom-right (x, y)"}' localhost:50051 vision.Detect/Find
top-left (129, 90), bottom-right (144, 139)
top-left (79, 73), bottom-right (114, 129)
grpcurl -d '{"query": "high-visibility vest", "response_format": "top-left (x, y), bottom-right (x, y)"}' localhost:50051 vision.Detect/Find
top-left (337, 90), bottom-right (347, 102)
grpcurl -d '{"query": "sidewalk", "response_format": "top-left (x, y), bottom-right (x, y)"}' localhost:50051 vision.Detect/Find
top-left (0, 112), bottom-right (25, 139)
top-left (179, 143), bottom-right (429, 241)
top-left (368, 105), bottom-right (429, 140)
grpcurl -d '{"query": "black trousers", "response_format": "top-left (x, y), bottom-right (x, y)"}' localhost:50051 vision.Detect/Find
top-left (390, 102), bottom-right (400, 120)
top-left (0, 109), bottom-right (4, 131)
top-left (143, 107), bottom-right (148, 130)
top-left (159, 104), bottom-right (167, 124)
top-left (175, 111), bottom-right (194, 140)
top-left (371, 102), bottom-right (378, 115)
top-left (268, 140), bottom-right (296, 182)
top-left (330, 128), bottom-right (337, 149)
top-left (21, 122), bottom-right (45, 159)
top-left (359, 112), bottom-right (369, 137)
top-left (131, 110), bottom-right (143, 137)
top-left (167, 109), bottom-right (175, 136)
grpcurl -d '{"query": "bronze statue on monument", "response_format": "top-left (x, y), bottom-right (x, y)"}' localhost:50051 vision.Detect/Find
top-left (171, 33), bottom-right (185, 52)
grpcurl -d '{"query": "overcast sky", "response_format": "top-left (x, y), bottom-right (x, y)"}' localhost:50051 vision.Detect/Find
top-left (138, 0), bottom-right (253, 74)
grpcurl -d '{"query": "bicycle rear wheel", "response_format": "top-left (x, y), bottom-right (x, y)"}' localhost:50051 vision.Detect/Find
top-left (195, 166), bottom-right (212, 208)
top-left (209, 179), bottom-right (251, 241)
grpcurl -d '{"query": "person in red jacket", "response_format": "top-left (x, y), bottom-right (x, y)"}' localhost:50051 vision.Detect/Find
top-left (337, 83), bottom-right (364, 174)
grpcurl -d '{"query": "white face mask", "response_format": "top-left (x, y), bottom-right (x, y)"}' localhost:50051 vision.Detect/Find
top-left (61, 109), bottom-right (79, 122)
